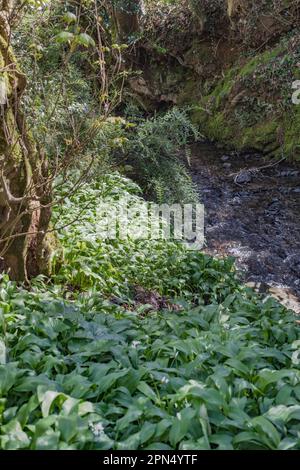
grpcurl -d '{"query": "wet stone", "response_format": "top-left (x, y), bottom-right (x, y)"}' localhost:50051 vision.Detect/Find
top-left (223, 162), bottom-right (232, 169)
top-left (188, 142), bottom-right (300, 302)
top-left (235, 171), bottom-right (252, 184)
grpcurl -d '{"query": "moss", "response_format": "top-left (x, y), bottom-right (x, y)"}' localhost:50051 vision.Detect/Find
top-left (0, 29), bottom-right (59, 280)
top-left (232, 119), bottom-right (280, 152)
top-left (203, 111), bottom-right (232, 141)
top-left (177, 75), bottom-right (203, 106)
top-left (39, 229), bottom-right (62, 276)
top-left (294, 67), bottom-right (300, 80)
top-left (6, 109), bottom-right (23, 162)
top-left (188, 36), bottom-right (300, 160)
top-left (283, 106), bottom-right (300, 160)
top-left (238, 45), bottom-right (284, 78)
top-left (0, 35), bottom-right (24, 161)
top-left (211, 68), bottom-right (236, 108)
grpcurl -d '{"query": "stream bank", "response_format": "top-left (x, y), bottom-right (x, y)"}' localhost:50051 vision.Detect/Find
top-left (190, 143), bottom-right (300, 313)
top-left (126, 2), bottom-right (300, 161)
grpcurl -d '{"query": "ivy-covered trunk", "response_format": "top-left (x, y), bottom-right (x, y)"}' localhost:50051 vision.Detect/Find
top-left (0, 0), bottom-right (54, 281)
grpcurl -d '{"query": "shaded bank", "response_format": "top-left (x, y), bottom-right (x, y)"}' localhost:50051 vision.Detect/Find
top-left (189, 142), bottom-right (300, 311)
top-left (125, 1), bottom-right (300, 160)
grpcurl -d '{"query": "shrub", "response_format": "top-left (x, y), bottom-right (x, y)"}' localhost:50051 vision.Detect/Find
top-left (120, 108), bottom-right (200, 203)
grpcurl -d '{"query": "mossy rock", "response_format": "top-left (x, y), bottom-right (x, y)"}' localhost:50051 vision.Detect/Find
top-left (188, 36), bottom-right (300, 160)
top-left (283, 106), bottom-right (300, 158)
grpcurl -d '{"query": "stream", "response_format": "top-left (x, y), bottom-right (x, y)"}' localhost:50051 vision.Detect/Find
top-left (190, 143), bottom-right (300, 313)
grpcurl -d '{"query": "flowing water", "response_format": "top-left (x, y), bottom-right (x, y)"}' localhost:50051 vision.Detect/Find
top-left (190, 143), bottom-right (300, 313)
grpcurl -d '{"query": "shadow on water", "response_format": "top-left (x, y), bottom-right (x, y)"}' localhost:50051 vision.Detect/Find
top-left (189, 142), bottom-right (300, 312)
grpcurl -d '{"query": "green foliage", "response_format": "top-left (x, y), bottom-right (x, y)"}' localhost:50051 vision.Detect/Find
top-left (52, 173), bottom-right (234, 301)
top-left (2, 1), bottom-right (300, 451)
top-left (120, 108), bottom-right (200, 203)
top-left (14, 4), bottom-right (200, 196)
top-left (14, 4), bottom-right (102, 165)
top-left (55, 32), bottom-right (96, 48)
top-left (0, 175), bottom-right (300, 450)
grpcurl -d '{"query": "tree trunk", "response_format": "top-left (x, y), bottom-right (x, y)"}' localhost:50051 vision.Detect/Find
top-left (111, 0), bottom-right (143, 41)
top-left (0, 0), bottom-right (54, 281)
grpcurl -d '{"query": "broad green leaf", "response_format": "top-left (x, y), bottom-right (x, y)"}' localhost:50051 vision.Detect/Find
top-left (55, 31), bottom-right (74, 44)
top-left (140, 422), bottom-right (156, 444)
top-left (0, 420), bottom-right (30, 450)
top-left (57, 416), bottom-right (78, 442)
top-left (255, 369), bottom-right (298, 391)
top-left (209, 433), bottom-right (233, 450)
top-left (0, 363), bottom-right (20, 395)
top-left (76, 33), bottom-right (95, 48)
top-left (265, 405), bottom-right (300, 424)
top-left (38, 389), bottom-right (68, 418)
top-left (250, 416), bottom-right (281, 448)
top-left (137, 381), bottom-right (157, 401)
top-left (35, 430), bottom-right (60, 450)
top-left (116, 407), bottom-right (143, 432)
top-left (145, 442), bottom-right (173, 450)
top-left (116, 432), bottom-right (140, 450)
top-left (63, 12), bottom-right (77, 24)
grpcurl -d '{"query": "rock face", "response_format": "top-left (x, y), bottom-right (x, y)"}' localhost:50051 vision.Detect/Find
top-left (128, 0), bottom-right (300, 160)
top-left (190, 30), bottom-right (300, 160)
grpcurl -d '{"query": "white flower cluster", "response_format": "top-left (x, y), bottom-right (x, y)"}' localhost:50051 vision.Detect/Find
top-left (89, 421), bottom-right (105, 438)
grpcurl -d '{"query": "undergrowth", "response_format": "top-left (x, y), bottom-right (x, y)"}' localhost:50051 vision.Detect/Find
top-left (1, 1), bottom-right (300, 451)
top-left (0, 175), bottom-right (300, 450)
top-left (120, 108), bottom-right (200, 203)
top-left (14, 4), bottom-right (199, 204)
